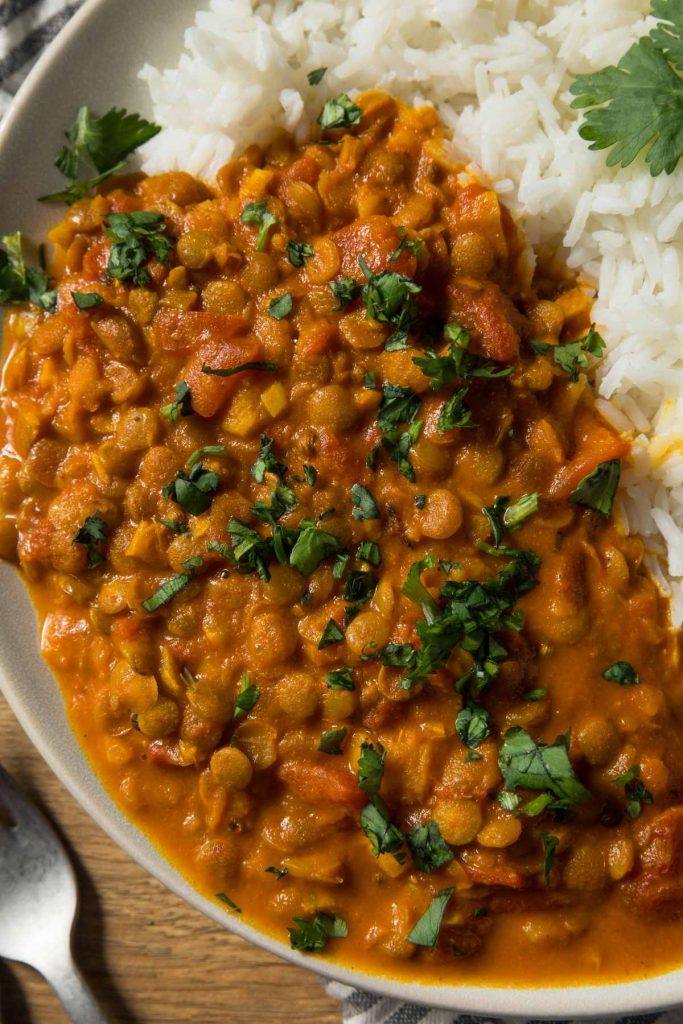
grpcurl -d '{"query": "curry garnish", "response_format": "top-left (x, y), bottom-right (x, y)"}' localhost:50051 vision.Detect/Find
top-left (318, 619), bottom-right (344, 649)
top-left (240, 200), bottom-right (279, 251)
top-left (105, 212), bottom-right (171, 285)
top-left (407, 888), bottom-right (454, 947)
top-left (73, 512), bottom-right (108, 568)
top-left (317, 94), bottom-right (361, 130)
top-left (0, 232), bottom-right (56, 310)
top-left (251, 436), bottom-right (285, 483)
top-left (603, 661), bottom-right (640, 686)
top-left (267, 293), bottom-right (293, 320)
top-left (351, 484), bottom-right (379, 521)
top-left (141, 556), bottom-right (203, 613)
top-left (215, 892), bottom-right (242, 913)
top-left (71, 291), bottom-right (104, 310)
top-left (202, 360), bottom-right (279, 377)
top-left (233, 675), bottom-right (260, 719)
top-left (541, 833), bottom-right (560, 884)
top-left (613, 765), bottom-right (655, 819)
top-left (360, 796), bottom-right (406, 861)
top-left (357, 742), bottom-right (386, 796)
top-left (407, 822), bottom-right (454, 873)
top-left (530, 325), bottom-right (606, 382)
top-left (286, 240), bottom-right (314, 266)
top-left (329, 277), bottom-right (360, 310)
top-left (358, 256), bottom-right (421, 350)
top-left (162, 463), bottom-right (219, 516)
top-left (455, 703), bottom-right (491, 749)
top-left (318, 726), bottom-right (348, 754)
top-left (306, 67), bottom-right (327, 86)
top-left (326, 668), bottom-right (355, 690)
top-left (498, 728), bottom-right (591, 811)
top-left (161, 381), bottom-right (193, 424)
top-left (288, 912), bottom-right (347, 952)
top-left (570, 459), bottom-right (621, 516)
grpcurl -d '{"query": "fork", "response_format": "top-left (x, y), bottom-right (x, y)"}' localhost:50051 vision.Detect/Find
top-left (0, 765), bottom-right (108, 1023)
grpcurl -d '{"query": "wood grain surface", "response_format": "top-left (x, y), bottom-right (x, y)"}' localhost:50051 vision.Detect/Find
top-left (0, 694), bottom-right (342, 1024)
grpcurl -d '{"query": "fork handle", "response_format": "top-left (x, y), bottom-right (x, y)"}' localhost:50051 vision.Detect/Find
top-left (42, 948), bottom-right (109, 1024)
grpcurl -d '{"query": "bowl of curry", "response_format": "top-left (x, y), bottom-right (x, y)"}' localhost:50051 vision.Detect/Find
top-left (3, 4), bottom-right (683, 1017)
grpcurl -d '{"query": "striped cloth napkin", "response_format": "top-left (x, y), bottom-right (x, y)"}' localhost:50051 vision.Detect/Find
top-left (1, 4), bottom-right (682, 1024)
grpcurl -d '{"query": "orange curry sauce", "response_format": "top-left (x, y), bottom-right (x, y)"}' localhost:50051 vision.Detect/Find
top-left (2, 91), bottom-right (683, 985)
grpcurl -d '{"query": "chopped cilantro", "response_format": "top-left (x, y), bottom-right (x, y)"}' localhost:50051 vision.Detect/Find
top-left (413, 321), bottom-right (513, 386)
top-left (240, 199), bottom-right (278, 251)
top-left (142, 556), bottom-right (203, 613)
top-left (377, 383), bottom-right (421, 431)
top-left (303, 464), bottom-right (317, 485)
top-left (307, 67), bottom-right (327, 86)
top-left (250, 484), bottom-right (298, 527)
top-left (265, 866), bottom-right (288, 879)
top-left (541, 832), bottom-right (559, 884)
top-left (268, 293), bottom-right (293, 320)
top-left (363, 371), bottom-right (377, 389)
top-left (407, 822), bottom-right (453, 873)
top-left (0, 232), bottom-right (56, 310)
top-left (357, 742), bottom-right (385, 796)
top-left (351, 483), bottom-right (379, 520)
top-left (414, 494), bottom-right (426, 510)
top-left (389, 230), bottom-right (423, 262)
top-left (105, 211), bottom-right (171, 286)
top-left (326, 668), bottom-right (355, 690)
top-left (498, 727), bottom-right (591, 810)
top-left (233, 675), bottom-right (260, 719)
top-left (569, 459), bottom-right (621, 516)
top-left (357, 540), bottom-right (381, 567)
top-left (202, 360), bottom-right (279, 377)
top-left (289, 524), bottom-right (343, 575)
top-left (318, 618), bottom-right (344, 649)
top-left (407, 888), bottom-right (454, 947)
top-left (319, 726), bottom-right (347, 755)
top-left (439, 387), bottom-right (476, 431)
top-left (71, 290), bottom-right (103, 310)
top-left (329, 276), bottom-right (361, 310)
top-left (159, 518), bottom-right (189, 535)
top-left (288, 912), bottom-right (347, 952)
top-left (455, 703), bottom-right (490, 749)
top-left (216, 892), bottom-right (241, 912)
top-left (187, 445), bottom-right (227, 469)
top-left (523, 688), bottom-right (547, 702)
top-left (613, 764), bottom-right (654, 819)
top-left (286, 240), bottom-right (314, 267)
top-left (162, 463), bottom-right (219, 516)
top-left (252, 434), bottom-right (287, 483)
top-left (360, 795), bottom-right (406, 861)
top-left (73, 512), bottom-right (108, 568)
top-left (530, 325), bottom-right (606, 382)
top-left (161, 381), bottom-right (193, 425)
top-left (358, 255), bottom-right (421, 350)
top-left (318, 94), bottom-right (361, 130)
top-left (602, 660), bottom-right (640, 686)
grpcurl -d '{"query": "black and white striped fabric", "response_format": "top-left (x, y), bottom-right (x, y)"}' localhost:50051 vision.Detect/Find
top-left (1, 5), bottom-right (683, 1024)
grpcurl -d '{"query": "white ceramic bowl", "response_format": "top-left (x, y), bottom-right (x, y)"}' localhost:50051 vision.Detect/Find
top-left (1, 1), bottom-right (682, 1015)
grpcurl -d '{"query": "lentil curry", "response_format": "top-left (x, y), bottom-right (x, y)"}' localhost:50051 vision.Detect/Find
top-left (2, 90), bottom-right (683, 986)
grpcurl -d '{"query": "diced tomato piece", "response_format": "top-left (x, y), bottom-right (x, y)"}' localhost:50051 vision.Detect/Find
top-left (461, 859), bottom-right (528, 889)
top-left (278, 760), bottom-right (366, 810)
top-left (334, 216), bottom-right (415, 280)
top-left (447, 279), bottom-right (520, 363)
top-left (548, 411), bottom-right (630, 500)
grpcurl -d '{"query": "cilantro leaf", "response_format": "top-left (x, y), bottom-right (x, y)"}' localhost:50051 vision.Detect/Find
top-left (250, 484), bottom-right (298, 527)
top-left (202, 360), bottom-right (278, 378)
top-left (289, 524), bottom-right (343, 575)
top-left (357, 540), bottom-right (381, 567)
top-left (602, 660), bottom-right (640, 686)
top-left (159, 518), bottom-right (189, 535)
top-left (377, 383), bottom-right (421, 430)
top-left (318, 618), bottom-right (344, 649)
top-left (357, 742), bottom-right (385, 795)
top-left (233, 675), bottom-right (260, 719)
top-left (240, 200), bottom-right (279, 251)
top-left (318, 94), bottom-right (361, 130)
top-left (613, 764), bottom-right (654, 819)
top-left (363, 371), bottom-right (377, 389)
top-left (215, 892), bottom-right (241, 912)
top-left (73, 512), bottom-right (108, 567)
top-left (455, 703), bottom-right (490, 749)
top-left (265, 866), bottom-right (288, 879)
top-left (162, 463), bottom-right (219, 516)
top-left (288, 912), bottom-right (347, 952)
top-left (71, 290), bottom-right (103, 310)
top-left (358, 255), bottom-right (421, 349)
top-left (414, 321), bottom-right (513, 387)
top-left (407, 888), bottom-right (454, 947)
top-left (0, 232), bottom-right (56, 310)
top-left (319, 726), bottom-right (347, 754)
top-left (498, 727), bottom-right (591, 808)
top-left (541, 833), bottom-right (559, 884)
top-left (570, 35), bottom-right (683, 175)
top-left (569, 459), bottom-right (621, 516)
top-left (227, 518), bottom-right (274, 581)
top-left (360, 795), bottom-right (406, 861)
top-left (532, 325), bottom-right (606, 382)
top-left (252, 434), bottom-right (287, 483)
top-left (329, 276), bottom-right (361, 310)
top-left (351, 483), bottom-right (379, 520)
top-left (161, 381), bottom-right (193, 425)
top-left (307, 67), bottom-right (328, 86)
top-left (286, 240), bottom-right (314, 267)
top-left (401, 555), bottom-right (440, 619)
top-left (268, 293), bottom-right (293, 320)
top-left (326, 668), bottom-right (355, 690)
top-left (54, 106), bottom-right (160, 178)
top-left (439, 387), bottom-right (476, 431)
top-left (142, 556), bottom-right (203, 612)
top-left (652, 0), bottom-right (683, 71)
top-left (389, 230), bottom-right (423, 262)
top-left (105, 212), bottom-right (171, 285)
top-left (187, 445), bottom-right (227, 469)
top-left (406, 822), bottom-right (453, 873)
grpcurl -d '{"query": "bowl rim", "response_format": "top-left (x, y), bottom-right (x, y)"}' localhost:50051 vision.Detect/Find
top-left (2, 0), bottom-right (683, 1015)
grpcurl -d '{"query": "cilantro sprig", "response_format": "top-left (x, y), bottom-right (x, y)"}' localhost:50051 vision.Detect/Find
top-left (0, 233), bottom-right (56, 310)
top-left (40, 106), bottom-right (160, 203)
top-left (570, 2), bottom-right (683, 176)
top-left (105, 212), bottom-right (171, 285)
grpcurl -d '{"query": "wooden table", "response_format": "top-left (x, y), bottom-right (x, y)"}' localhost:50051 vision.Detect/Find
top-left (0, 695), bottom-right (342, 1024)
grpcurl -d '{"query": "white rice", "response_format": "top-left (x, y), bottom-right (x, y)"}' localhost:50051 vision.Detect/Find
top-left (139, 0), bottom-right (683, 622)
